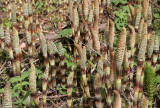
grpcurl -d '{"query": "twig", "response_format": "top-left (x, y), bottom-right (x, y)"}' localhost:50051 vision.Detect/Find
top-left (150, 1), bottom-right (160, 10)
top-left (39, 94), bottom-right (67, 99)
top-left (0, 60), bottom-right (7, 74)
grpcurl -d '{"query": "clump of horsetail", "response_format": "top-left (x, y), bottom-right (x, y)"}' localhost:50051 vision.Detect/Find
top-left (0, 24), bottom-right (5, 50)
top-left (12, 24), bottom-right (21, 76)
top-left (57, 42), bottom-right (66, 87)
top-left (147, 31), bottom-right (155, 65)
top-left (116, 27), bottom-right (126, 91)
top-left (39, 30), bottom-right (49, 107)
top-left (67, 66), bottom-right (75, 108)
top-left (47, 40), bottom-right (58, 89)
top-left (4, 81), bottom-right (12, 108)
top-left (5, 27), bottom-right (16, 75)
top-left (29, 63), bottom-right (43, 108)
top-left (128, 25), bottom-right (135, 84)
top-left (152, 36), bottom-right (159, 70)
top-left (133, 34), bottom-right (147, 108)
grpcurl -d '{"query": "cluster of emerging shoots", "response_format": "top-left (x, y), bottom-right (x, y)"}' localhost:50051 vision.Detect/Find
top-left (0, 0), bottom-right (159, 108)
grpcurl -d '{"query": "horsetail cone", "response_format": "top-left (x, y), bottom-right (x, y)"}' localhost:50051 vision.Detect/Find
top-left (39, 31), bottom-right (48, 59)
top-left (4, 81), bottom-right (12, 108)
top-left (143, 0), bottom-right (149, 21)
top-left (128, 25), bottom-right (135, 55)
top-left (5, 27), bottom-right (11, 45)
top-left (135, 5), bottom-right (142, 30)
top-left (91, 15), bottom-right (100, 53)
top-left (128, 3), bottom-right (135, 18)
top-left (147, 31), bottom-right (155, 59)
top-left (72, 2), bottom-right (79, 32)
top-left (94, 0), bottom-right (99, 16)
top-left (116, 27), bottom-right (126, 91)
top-left (82, 0), bottom-right (89, 18)
top-left (116, 27), bottom-right (126, 69)
top-left (138, 34), bottom-right (147, 62)
top-left (29, 63), bottom-right (37, 93)
top-left (109, 19), bottom-right (115, 49)
top-left (12, 3), bottom-right (17, 24)
top-left (138, 18), bottom-right (144, 45)
top-left (147, 4), bottom-right (152, 30)
top-left (0, 24), bottom-right (5, 49)
top-left (152, 36), bottom-right (159, 70)
top-left (29, 63), bottom-right (41, 107)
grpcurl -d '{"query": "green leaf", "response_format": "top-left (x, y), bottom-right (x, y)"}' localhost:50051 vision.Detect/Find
top-left (156, 64), bottom-right (160, 72)
top-left (61, 85), bottom-right (67, 90)
top-left (0, 88), bottom-right (4, 93)
top-left (56, 29), bottom-right (72, 38)
top-left (21, 81), bottom-right (29, 86)
top-left (9, 76), bottom-right (21, 83)
top-left (21, 71), bottom-right (29, 80)
top-left (87, 60), bottom-right (96, 68)
top-left (156, 76), bottom-right (160, 83)
top-left (60, 89), bottom-right (67, 95)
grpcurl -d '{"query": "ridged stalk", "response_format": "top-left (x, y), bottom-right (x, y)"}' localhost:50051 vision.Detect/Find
top-left (67, 66), bottom-right (75, 108)
top-left (94, 72), bottom-right (103, 108)
top-left (0, 24), bottom-right (5, 50)
top-left (39, 30), bottom-right (49, 108)
top-left (57, 42), bottom-right (66, 86)
top-left (47, 40), bottom-right (58, 90)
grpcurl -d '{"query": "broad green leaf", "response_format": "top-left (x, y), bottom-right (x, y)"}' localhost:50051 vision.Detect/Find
top-left (9, 76), bottom-right (21, 83)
